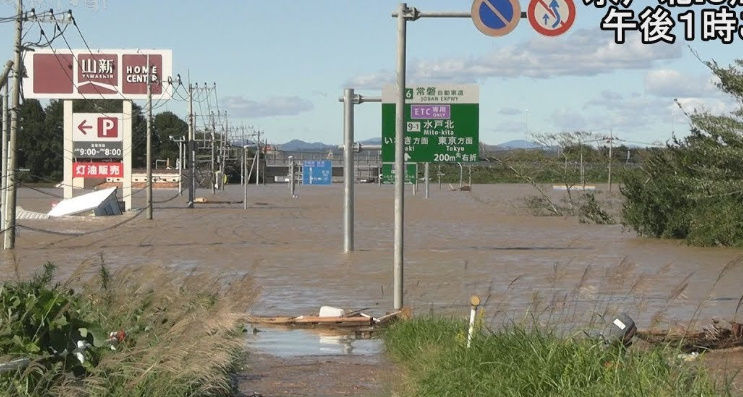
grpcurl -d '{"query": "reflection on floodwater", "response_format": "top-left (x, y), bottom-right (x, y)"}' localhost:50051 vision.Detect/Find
top-left (245, 325), bottom-right (382, 357)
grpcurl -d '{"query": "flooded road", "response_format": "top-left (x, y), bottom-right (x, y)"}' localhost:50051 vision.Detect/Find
top-left (3, 183), bottom-right (743, 331)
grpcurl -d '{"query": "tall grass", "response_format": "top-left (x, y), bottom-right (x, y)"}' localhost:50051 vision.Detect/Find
top-left (1, 261), bottom-right (256, 397)
top-left (384, 317), bottom-right (728, 396)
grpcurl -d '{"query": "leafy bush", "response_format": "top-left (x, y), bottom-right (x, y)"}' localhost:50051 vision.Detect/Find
top-left (0, 263), bottom-right (103, 395)
top-left (621, 60), bottom-right (743, 246)
top-left (1, 262), bottom-right (256, 397)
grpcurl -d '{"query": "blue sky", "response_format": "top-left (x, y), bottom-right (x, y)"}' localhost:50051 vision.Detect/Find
top-left (1, 0), bottom-right (742, 146)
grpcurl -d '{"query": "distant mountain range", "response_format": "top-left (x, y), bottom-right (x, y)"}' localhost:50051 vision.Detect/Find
top-left (279, 137), bottom-right (382, 152)
top-left (278, 137), bottom-right (540, 151)
top-left (493, 139), bottom-right (543, 149)
top-left (279, 139), bottom-right (335, 151)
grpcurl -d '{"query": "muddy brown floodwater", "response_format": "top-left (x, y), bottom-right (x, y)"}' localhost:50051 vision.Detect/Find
top-left (3, 183), bottom-right (743, 395)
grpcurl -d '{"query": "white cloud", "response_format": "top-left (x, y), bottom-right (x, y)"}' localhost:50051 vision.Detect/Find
top-left (498, 107), bottom-right (523, 116)
top-left (544, 90), bottom-right (672, 134)
top-left (222, 96), bottom-right (314, 118)
top-left (346, 29), bottom-right (681, 88)
top-left (645, 69), bottom-right (719, 98)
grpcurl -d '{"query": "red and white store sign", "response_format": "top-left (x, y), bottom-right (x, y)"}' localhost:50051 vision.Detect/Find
top-left (24, 49), bottom-right (172, 100)
top-left (73, 162), bottom-right (123, 178)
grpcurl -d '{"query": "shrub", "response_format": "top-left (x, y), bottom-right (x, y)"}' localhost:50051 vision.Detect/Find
top-left (621, 60), bottom-right (743, 246)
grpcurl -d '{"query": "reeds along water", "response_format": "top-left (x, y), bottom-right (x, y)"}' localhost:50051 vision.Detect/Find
top-left (457, 256), bottom-right (743, 338)
top-left (34, 259), bottom-right (257, 397)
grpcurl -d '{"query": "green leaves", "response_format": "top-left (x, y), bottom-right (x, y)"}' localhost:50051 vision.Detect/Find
top-left (621, 59), bottom-right (743, 247)
top-left (1, 263), bottom-right (100, 391)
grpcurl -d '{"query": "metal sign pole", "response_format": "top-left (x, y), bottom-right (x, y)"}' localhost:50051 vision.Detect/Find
top-left (393, 2), bottom-right (408, 311)
top-left (390, 3), bottom-right (473, 308)
top-left (343, 88), bottom-right (355, 253)
top-left (424, 162), bottom-right (429, 199)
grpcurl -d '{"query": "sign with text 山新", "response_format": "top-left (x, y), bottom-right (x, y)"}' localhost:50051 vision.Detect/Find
top-left (23, 49), bottom-right (172, 100)
top-left (382, 85), bottom-right (479, 163)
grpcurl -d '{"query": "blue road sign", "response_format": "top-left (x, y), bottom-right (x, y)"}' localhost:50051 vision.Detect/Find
top-left (471, 0), bottom-right (521, 37)
top-left (302, 160), bottom-right (332, 185)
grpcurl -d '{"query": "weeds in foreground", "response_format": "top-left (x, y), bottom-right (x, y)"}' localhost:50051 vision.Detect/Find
top-left (0, 262), bottom-right (256, 397)
top-left (384, 316), bottom-right (728, 397)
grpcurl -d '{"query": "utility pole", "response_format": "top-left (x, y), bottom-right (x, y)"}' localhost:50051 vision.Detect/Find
top-left (1, 80), bottom-right (9, 232)
top-left (255, 129), bottom-right (260, 187)
top-left (221, 115), bottom-right (227, 190)
top-left (178, 137), bottom-right (183, 195)
top-left (608, 130), bottom-right (613, 193)
top-left (210, 112), bottom-right (216, 194)
top-left (240, 126), bottom-right (245, 186)
top-left (243, 145), bottom-right (249, 210)
top-left (4, 0), bottom-right (22, 249)
top-left (187, 82), bottom-right (195, 207)
top-left (145, 55), bottom-right (153, 220)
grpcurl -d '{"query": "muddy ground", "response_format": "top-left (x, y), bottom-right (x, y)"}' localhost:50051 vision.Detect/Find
top-left (2, 183), bottom-right (743, 395)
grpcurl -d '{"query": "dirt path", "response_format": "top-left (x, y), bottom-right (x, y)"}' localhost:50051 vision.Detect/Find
top-left (237, 353), bottom-right (393, 397)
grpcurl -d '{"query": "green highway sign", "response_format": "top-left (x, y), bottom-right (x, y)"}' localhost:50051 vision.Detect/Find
top-left (381, 163), bottom-right (417, 184)
top-left (382, 84), bottom-right (479, 163)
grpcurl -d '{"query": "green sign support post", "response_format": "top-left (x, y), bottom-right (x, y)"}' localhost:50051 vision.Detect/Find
top-left (382, 84), bottom-right (479, 163)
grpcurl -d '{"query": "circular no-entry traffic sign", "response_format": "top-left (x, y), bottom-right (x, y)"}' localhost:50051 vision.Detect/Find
top-left (528, 0), bottom-right (576, 37)
top-left (471, 0), bottom-right (521, 37)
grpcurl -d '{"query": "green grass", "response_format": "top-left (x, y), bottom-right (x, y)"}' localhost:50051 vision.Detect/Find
top-left (383, 316), bottom-right (728, 397)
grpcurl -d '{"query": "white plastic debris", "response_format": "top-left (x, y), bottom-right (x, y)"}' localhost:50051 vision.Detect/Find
top-left (318, 306), bottom-right (345, 317)
top-left (73, 340), bottom-right (92, 364)
top-left (677, 352), bottom-right (699, 362)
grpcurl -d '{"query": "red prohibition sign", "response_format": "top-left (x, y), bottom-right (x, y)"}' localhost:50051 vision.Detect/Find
top-left (528, 0), bottom-right (576, 37)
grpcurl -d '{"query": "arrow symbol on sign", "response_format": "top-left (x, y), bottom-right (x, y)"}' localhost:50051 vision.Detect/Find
top-left (549, 0), bottom-right (561, 28)
top-left (404, 153), bottom-right (411, 161)
top-left (543, 13), bottom-right (549, 25)
top-left (77, 120), bottom-right (92, 135)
